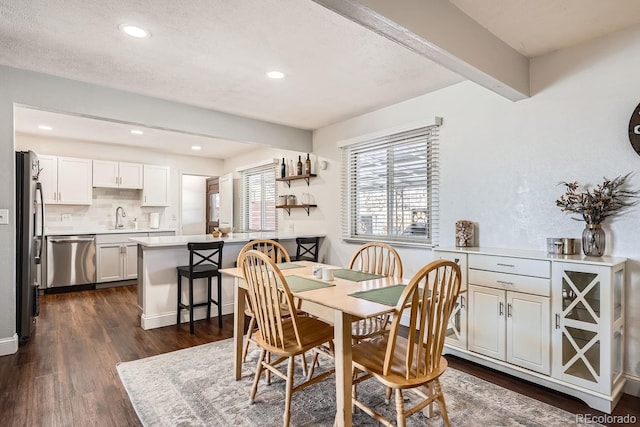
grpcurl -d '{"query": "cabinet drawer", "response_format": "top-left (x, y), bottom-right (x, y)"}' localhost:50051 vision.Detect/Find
top-left (469, 254), bottom-right (550, 278)
top-left (469, 269), bottom-right (550, 297)
top-left (434, 250), bottom-right (467, 291)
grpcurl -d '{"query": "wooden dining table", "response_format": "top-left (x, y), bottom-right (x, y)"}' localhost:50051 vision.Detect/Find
top-left (219, 260), bottom-right (406, 427)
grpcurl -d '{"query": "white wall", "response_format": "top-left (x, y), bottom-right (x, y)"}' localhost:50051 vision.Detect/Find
top-left (313, 25), bottom-right (640, 382)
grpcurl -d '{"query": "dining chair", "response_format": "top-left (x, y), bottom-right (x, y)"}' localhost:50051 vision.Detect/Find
top-left (348, 242), bottom-right (403, 342)
top-left (176, 241), bottom-right (224, 334)
top-left (351, 259), bottom-right (462, 427)
top-left (236, 239), bottom-right (293, 362)
top-left (239, 250), bottom-right (335, 427)
top-left (294, 236), bottom-right (319, 262)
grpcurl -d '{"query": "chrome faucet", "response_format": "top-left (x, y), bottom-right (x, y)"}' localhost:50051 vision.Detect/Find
top-left (115, 206), bottom-right (126, 229)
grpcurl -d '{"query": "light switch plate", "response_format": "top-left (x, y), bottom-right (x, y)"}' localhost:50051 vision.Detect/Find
top-left (0, 209), bottom-right (8, 225)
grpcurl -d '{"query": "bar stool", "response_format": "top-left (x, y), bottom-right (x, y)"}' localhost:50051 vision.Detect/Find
top-left (176, 241), bottom-right (224, 334)
top-left (294, 236), bottom-right (319, 262)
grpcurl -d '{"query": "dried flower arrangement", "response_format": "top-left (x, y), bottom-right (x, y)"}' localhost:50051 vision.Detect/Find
top-left (555, 173), bottom-right (639, 225)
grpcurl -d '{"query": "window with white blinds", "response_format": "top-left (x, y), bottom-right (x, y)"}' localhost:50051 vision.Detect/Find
top-left (341, 123), bottom-right (440, 246)
top-left (241, 164), bottom-right (277, 232)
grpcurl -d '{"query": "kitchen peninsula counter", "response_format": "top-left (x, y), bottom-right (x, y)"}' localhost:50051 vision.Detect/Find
top-left (132, 232), bottom-right (324, 330)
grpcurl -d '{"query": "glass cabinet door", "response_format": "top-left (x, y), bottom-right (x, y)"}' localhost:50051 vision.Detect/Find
top-left (445, 292), bottom-right (467, 349)
top-left (560, 269), bottom-right (601, 387)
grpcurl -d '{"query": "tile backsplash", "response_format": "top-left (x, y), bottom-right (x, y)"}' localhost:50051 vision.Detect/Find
top-left (45, 188), bottom-right (170, 231)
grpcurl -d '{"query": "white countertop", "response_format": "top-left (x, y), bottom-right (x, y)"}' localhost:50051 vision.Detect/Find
top-left (45, 228), bottom-right (176, 236)
top-left (130, 232), bottom-right (325, 248)
top-left (435, 246), bottom-right (627, 266)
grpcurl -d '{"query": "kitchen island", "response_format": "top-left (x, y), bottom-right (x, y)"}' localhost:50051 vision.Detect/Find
top-left (130, 232), bottom-right (324, 330)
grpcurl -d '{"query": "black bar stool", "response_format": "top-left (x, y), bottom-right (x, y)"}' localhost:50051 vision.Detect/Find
top-left (176, 241), bottom-right (224, 334)
top-left (294, 237), bottom-right (319, 262)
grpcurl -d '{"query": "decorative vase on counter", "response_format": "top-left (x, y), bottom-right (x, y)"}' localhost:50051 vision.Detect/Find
top-left (582, 224), bottom-right (605, 257)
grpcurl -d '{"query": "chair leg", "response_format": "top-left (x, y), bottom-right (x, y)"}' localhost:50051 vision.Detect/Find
top-left (217, 273), bottom-right (222, 328)
top-left (395, 388), bottom-right (406, 427)
top-left (243, 316), bottom-right (255, 362)
top-left (176, 273), bottom-right (182, 325)
top-left (250, 349), bottom-right (266, 403)
top-left (435, 379), bottom-right (451, 427)
top-left (206, 277), bottom-right (212, 319)
top-left (283, 356), bottom-right (295, 427)
top-left (385, 386), bottom-right (392, 405)
top-left (188, 277), bottom-right (194, 334)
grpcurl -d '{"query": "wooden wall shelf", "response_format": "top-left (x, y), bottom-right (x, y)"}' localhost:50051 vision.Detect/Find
top-left (276, 174), bottom-right (317, 187)
top-left (276, 204), bottom-right (317, 216)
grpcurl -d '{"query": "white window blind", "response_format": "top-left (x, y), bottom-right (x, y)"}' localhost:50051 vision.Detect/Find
top-left (341, 123), bottom-right (440, 246)
top-left (241, 164), bottom-right (277, 232)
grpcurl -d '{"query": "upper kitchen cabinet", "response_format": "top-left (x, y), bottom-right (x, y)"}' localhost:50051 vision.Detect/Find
top-left (38, 154), bottom-right (92, 205)
top-left (142, 164), bottom-right (170, 206)
top-left (93, 160), bottom-right (143, 189)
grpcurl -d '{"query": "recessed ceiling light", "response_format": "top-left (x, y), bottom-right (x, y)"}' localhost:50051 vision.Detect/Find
top-left (119, 24), bottom-right (151, 38)
top-left (38, 125), bottom-right (53, 131)
top-left (130, 129), bottom-right (144, 135)
top-left (266, 71), bottom-right (286, 79)
top-left (191, 145), bottom-right (202, 151)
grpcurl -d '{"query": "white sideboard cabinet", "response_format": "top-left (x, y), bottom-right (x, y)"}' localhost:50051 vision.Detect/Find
top-left (434, 247), bottom-right (626, 414)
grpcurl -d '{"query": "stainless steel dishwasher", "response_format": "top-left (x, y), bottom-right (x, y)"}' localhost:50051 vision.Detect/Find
top-left (46, 235), bottom-right (96, 288)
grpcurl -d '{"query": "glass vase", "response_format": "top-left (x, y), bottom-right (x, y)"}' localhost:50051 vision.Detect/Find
top-left (582, 224), bottom-right (605, 257)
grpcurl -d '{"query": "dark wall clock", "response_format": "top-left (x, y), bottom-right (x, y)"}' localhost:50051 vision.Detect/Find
top-left (629, 102), bottom-right (640, 156)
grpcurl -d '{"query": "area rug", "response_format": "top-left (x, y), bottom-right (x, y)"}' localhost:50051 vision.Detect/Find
top-left (117, 338), bottom-right (595, 426)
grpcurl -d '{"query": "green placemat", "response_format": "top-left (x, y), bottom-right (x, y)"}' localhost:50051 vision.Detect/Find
top-left (350, 285), bottom-right (424, 306)
top-left (332, 269), bottom-right (385, 282)
top-left (286, 275), bottom-right (336, 292)
top-left (276, 262), bottom-right (304, 270)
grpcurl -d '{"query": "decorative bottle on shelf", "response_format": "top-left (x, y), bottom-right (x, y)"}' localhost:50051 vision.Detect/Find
top-left (304, 153), bottom-right (311, 175)
top-left (280, 157), bottom-right (286, 178)
top-left (289, 160), bottom-right (295, 176)
top-left (296, 155), bottom-right (303, 175)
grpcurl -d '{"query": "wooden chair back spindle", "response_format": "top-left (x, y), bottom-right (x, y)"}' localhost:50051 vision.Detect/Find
top-left (348, 242), bottom-right (403, 279)
top-left (383, 260), bottom-right (461, 380)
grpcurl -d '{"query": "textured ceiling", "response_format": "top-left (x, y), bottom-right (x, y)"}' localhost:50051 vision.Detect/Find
top-left (0, 0), bottom-right (463, 131)
top-left (450, 0), bottom-right (640, 57)
top-left (3, 0), bottom-right (640, 159)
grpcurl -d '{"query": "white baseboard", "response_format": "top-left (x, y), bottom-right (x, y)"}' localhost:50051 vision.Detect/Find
top-left (0, 334), bottom-right (19, 356)
top-left (141, 303), bottom-right (234, 330)
top-left (624, 374), bottom-right (640, 397)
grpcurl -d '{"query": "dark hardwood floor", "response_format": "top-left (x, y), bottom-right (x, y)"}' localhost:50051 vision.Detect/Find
top-left (1, 285), bottom-right (638, 426)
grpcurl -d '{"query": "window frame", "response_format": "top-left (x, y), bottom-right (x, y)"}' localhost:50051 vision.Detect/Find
top-left (241, 163), bottom-right (278, 232)
top-left (341, 121), bottom-right (441, 247)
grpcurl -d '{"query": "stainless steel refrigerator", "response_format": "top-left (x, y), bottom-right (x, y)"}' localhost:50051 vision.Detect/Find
top-left (16, 150), bottom-right (45, 342)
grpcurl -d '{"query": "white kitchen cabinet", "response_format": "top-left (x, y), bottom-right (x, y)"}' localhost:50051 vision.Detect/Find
top-left (93, 160), bottom-right (143, 189)
top-left (467, 254), bottom-right (551, 375)
top-left (96, 233), bottom-right (145, 282)
top-left (96, 231), bottom-right (175, 283)
top-left (551, 261), bottom-right (625, 396)
top-left (37, 154), bottom-right (58, 204)
top-left (38, 155), bottom-right (92, 205)
top-left (142, 165), bottom-right (170, 206)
